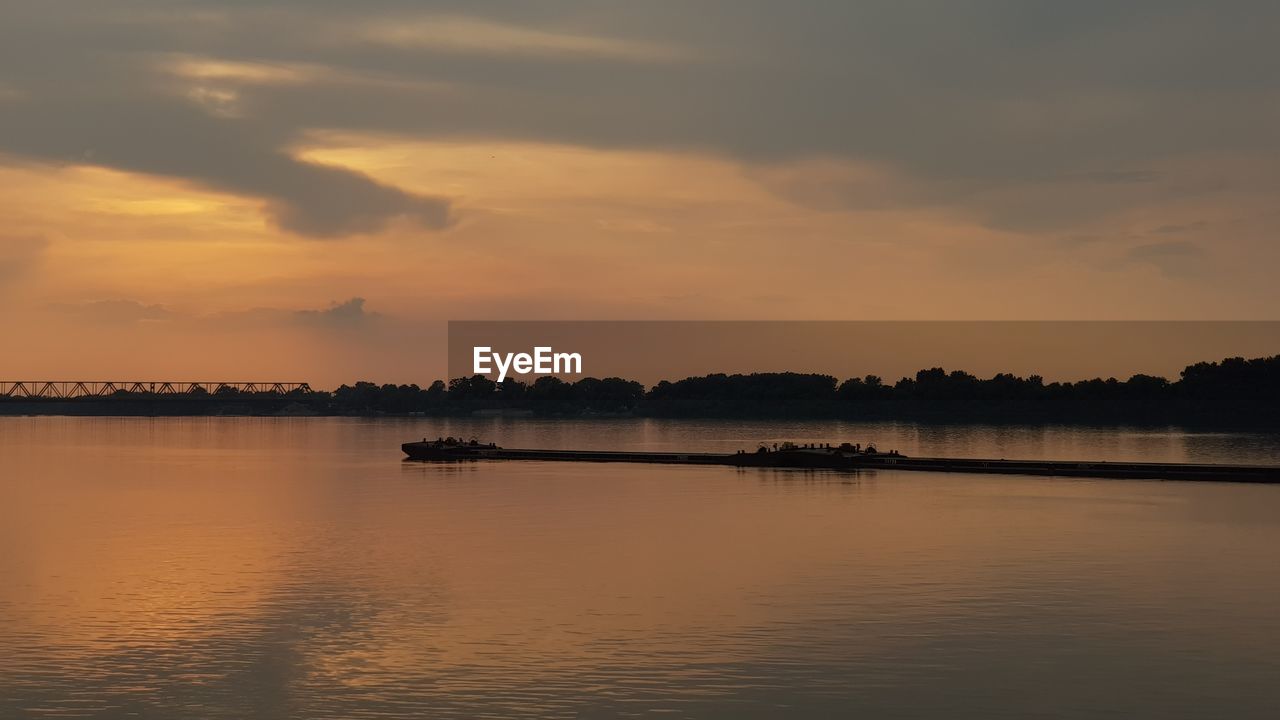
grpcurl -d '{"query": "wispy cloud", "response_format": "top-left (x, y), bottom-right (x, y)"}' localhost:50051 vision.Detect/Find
top-left (1151, 221), bottom-right (1209, 235)
top-left (209, 297), bottom-right (382, 329)
top-left (356, 15), bottom-right (688, 63)
top-left (166, 57), bottom-right (321, 85)
top-left (1127, 240), bottom-right (1206, 279)
top-left (51, 299), bottom-right (173, 323)
top-left (1076, 170), bottom-right (1164, 185)
top-left (52, 297), bottom-right (380, 328)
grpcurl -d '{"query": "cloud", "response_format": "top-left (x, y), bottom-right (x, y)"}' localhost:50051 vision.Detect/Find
top-left (356, 15), bottom-right (687, 63)
top-left (260, 160), bottom-right (451, 237)
top-left (1, 1), bottom-right (1279, 238)
top-left (294, 297), bottom-right (377, 326)
top-left (52, 299), bottom-right (173, 322)
top-left (51, 296), bottom-right (379, 329)
top-left (168, 57), bottom-right (321, 86)
top-left (1076, 170), bottom-right (1164, 185)
top-left (0, 5), bottom-right (454, 239)
top-left (206, 297), bottom-right (381, 330)
top-left (745, 158), bottom-right (1184, 232)
top-left (0, 95), bottom-right (452, 238)
top-left (1127, 240), bottom-right (1206, 278)
top-left (1151, 221), bottom-right (1209, 235)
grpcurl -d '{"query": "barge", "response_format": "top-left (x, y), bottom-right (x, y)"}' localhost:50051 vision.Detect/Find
top-left (402, 438), bottom-right (1280, 483)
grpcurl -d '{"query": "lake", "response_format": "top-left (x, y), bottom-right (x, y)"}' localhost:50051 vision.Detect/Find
top-left (3, 417), bottom-right (1280, 718)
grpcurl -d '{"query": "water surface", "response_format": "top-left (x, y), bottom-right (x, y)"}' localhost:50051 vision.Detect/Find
top-left (3, 417), bottom-right (1280, 718)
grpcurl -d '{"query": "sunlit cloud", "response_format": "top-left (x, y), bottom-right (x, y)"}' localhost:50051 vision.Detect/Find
top-left (168, 57), bottom-right (321, 85)
top-left (356, 15), bottom-right (689, 63)
top-left (165, 57), bottom-right (322, 118)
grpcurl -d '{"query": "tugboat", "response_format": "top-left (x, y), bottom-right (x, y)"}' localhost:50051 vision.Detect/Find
top-left (401, 436), bottom-right (500, 460)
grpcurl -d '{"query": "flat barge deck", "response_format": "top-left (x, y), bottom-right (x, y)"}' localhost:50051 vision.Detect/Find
top-left (401, 441), bottom-right (1280, 483)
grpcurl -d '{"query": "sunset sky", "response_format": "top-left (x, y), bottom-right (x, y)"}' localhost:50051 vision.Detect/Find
top-left (2, 2), bottom-right (1279, 386)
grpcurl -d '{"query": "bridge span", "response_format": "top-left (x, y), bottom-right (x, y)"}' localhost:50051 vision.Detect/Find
top-left (0, 382), bottom-right (312, 399)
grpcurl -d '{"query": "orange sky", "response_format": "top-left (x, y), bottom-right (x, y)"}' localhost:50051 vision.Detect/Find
top-left (2, 3), bottom-right (1279, 386)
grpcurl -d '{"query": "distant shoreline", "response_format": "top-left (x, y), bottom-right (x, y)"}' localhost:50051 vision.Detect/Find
top-left (3, 404), bottom-right (1278, 432)
top-left (3, 354), bottom-right (1279, 427)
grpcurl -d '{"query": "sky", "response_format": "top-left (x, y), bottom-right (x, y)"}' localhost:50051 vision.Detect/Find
top-left (2, 1), bottom-right (1279, 386)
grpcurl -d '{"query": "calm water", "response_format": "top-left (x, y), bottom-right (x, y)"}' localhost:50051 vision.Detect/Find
top-left (3, 417), bottom-right (1280, 719)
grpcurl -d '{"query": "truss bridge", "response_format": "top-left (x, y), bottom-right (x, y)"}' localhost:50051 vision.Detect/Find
top-left (0, 382), bottom-right (313, 399)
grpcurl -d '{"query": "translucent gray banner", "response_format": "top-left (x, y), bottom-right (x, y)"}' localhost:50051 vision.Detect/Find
top-left (448, 321), bottom-right (1280, 385)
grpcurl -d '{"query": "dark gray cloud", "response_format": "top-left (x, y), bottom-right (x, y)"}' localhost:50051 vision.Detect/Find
top-left (0, 4), bottom-right (452, 238)
top-left (294, 297), bottom-right (377, 326)
top-left (1, 1), bottom-right (1278, 234)
top-left (0, 84), bottom-right (450, 238)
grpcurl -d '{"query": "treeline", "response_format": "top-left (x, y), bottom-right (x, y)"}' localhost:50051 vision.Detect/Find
top-left (313, 355), bottom-right (1280, 426)
top-left (12, 356), bottom-right (1273, 424)
top-left (324, 376), bottom-right (646, 416)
